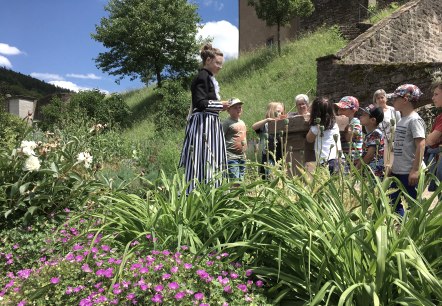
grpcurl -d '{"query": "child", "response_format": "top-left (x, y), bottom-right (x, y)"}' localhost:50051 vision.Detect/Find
top-left (356, 104), bottom-right (385, 179)
top-left (306, 97), bottom-right (342, 174)
top-left (335, 96), bottom-right (363, 165)
top-left (252, 102), bottom-right (285, 179)
top-left (389, 84), bottom-right (426, 217)
top-left (222, 98), bottom-right (247, 181)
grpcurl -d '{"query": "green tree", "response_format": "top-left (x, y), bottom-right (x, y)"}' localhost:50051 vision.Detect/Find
top-left (92, 0), bottom-right (201, 88)
top-left (248, 0), bottom-right (314, 55)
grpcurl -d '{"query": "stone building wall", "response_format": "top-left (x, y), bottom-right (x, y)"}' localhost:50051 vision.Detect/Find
top-left (337, 0), bottom-right (442, 64)
top-left (317, 0), bottom-right (442, 108)
top-left (317, 57), bottom-right (441, 107)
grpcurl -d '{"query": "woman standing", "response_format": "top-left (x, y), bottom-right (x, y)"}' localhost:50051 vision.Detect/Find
top-left (179, 44), bottom-right (229, 194)
top-left (373, 89), bottom-right (401, 173)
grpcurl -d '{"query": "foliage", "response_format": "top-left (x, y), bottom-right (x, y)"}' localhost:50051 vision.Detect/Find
top-left (153, 79), bottom-right (191, 131)
top-left (247, 0), bottom-right (314, 55)
top-left (205, 167), bottom-right (442, 305)
top-left (40, 90), bottom-right (132, 131)
top-left (365, 2), bottom-right (400, 24)
top-left (0, 102), bottom-right (29, 150)
top-left (0, 67), bottom-right (72, 99)
top-left (1, 214), bottom-right (270, 306)
top-left (0, 130), bottom-right (113, 226)
top-left (92, 0), bottom-right (201, 88)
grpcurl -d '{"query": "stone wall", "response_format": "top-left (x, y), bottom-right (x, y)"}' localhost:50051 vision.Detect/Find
top-left (317, 0), bottom-right (442, 108)
top-left (317, 56), bottom-right (442, 107)
top-left (337, 0), bottom-right (442, 63)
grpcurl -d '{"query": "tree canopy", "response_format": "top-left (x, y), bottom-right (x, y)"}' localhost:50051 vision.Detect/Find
top-left (92, 0), bottom-right (202, 87)
top-left (248, 0), bottom-right (314, 55)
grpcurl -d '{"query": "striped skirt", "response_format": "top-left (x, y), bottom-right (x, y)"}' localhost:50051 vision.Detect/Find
top-left (179, 111), bottom-right (227, 193)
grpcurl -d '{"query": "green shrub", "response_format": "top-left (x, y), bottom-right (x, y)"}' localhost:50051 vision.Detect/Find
top-left (153, 80), bottom-right (190, 131)
top-left (40, 90), bottom-right (132, 131)
top-left (0, 103), bottom-right (29, 150)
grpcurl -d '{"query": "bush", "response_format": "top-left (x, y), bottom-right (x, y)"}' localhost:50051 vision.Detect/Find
top-left (40, 90), bottom-right (132, 131)
top-left (153, 80), bottom-right (190, 131)
top-left (0, 102), bottom-right (29, 150)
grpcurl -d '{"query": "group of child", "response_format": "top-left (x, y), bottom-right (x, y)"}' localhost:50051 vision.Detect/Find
top-left (222, 83), bottom-right (435, 217)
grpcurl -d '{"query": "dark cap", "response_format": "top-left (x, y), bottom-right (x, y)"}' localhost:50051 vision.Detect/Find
top-left (360, 104), bottom-right (384, 124)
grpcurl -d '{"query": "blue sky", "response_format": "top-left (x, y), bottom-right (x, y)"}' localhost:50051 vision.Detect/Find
top-left (0, 0), bottom-right (239, 94)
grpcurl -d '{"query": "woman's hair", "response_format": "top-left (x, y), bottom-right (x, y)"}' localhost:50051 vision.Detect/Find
top-left (309, 97), bottom-right (335, 129)
top-left (373, 89), bottom-right (386, 104)
top-left (431, 80), bottom-right (442, 91)
top-left (295, 94), bottom-right (309, 106)
top-left (265, 102), bottom-right (285, 119)
top-left (200, 43), bottom-right (223, 64)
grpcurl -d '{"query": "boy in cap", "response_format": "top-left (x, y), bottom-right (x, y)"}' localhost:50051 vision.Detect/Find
top-left (389, 84), bottom-right (426, 217)
top-left (356, 104), bottom-right (385, 178)
top-left (223, 98), bottom-right (247, 181)
top-left (335, 96), bottom-right (363, 164)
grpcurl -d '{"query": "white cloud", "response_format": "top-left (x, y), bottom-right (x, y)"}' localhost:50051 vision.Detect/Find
top-left (197, 20), bottom-right (238, 59)
top-left (30, 72), bottom-right (64, 81)
top-left (0, 43), bottom-right (23, 56)
top-left (66, 73), bottom-right (102, 80)
top-left (202, 0), bottom-right (224, 11)
top-left (48, 80), bottom-right (91, 92)
top-left (0, 55), bottom-right (12, 68)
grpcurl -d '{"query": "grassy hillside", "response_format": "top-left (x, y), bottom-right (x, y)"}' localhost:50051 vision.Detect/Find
top-left (119, 27), bottom-right (347, 176)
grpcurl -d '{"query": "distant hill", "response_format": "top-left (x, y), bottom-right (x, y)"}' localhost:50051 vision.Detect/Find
top-left (0, 67), bottom-right (72, 99)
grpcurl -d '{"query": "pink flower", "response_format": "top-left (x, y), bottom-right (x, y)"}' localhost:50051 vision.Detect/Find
top-left (140, 267), bottom-right (149, 274)
top-left (18, 300), bottom-right (26, 306)
top-left (81, 264), bottom-right (93, 273)
top-left (170, 266), bottom-right (179, 273)
top-left (184, 263), bottom-right (193, 269)
top-left (256, 280), bottom-right (264, 287)
top-left (223, 285), bottom-right (232, 294)
top-left (237, 284), bottom-right (248, 293)
top-left (72, 244), bottom-right (83, 251)
top-left (151, 294), bottom-right (163, 303)
top-left (194, 292), bottom-right (204, 300)
top-left (174, 291), bottom-right (185, 300)
top-left (162, 273), bottom-right (171, 280)
top-left (101, 245), bottom-right (111, 252)
top-left (168, 282), bottom-right (179, 290)
top-left (126, 293), bottom-right (135, 300)
top-left (154, 284), bottom-right (164, 292)
top-left (206, 261), bottom-right (214, 266)
top-left (50, 277), bottom-right (60, 284)
top-left (246, 269), bottom-right (253, 277)
top-left (230, 272), bottom-right (239, 279)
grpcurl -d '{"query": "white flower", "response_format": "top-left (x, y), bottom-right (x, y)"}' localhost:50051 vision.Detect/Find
top-left (77, 152), bottom-right (93, 169)
top-left (20, 140), bottom-right (38, 156)
top-left (23, 156), bottom-right (41, 172)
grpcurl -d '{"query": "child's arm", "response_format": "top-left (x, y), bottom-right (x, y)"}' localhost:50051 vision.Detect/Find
top-left (252, 118), bottom-right (274, 131)
top-left (306, 129), bottom-right (316, 143)
top-left (408, 137), bottom-right (425, 186)
top-left (356, 146), bottom-right (376, 169)
top-left (344, 125), bottom-right (352, 142)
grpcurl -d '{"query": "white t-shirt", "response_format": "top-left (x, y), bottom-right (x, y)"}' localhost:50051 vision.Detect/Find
top-left (310, 123), bottom-right (342, 162)
top-left (392, 112), bottom-right (426, 174)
